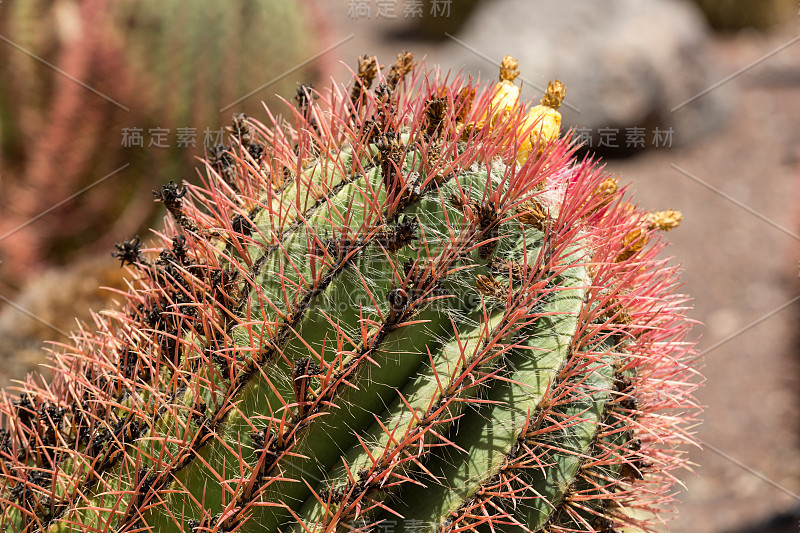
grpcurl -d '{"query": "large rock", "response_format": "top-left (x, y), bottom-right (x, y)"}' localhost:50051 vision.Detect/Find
top-left (440, 0), bottom-right (728, 151)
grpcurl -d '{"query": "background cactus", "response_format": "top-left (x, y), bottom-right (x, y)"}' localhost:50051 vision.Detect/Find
top-left (0, 0), bottom-right (329, 292)
top-left (0, 54), bottom-right (699, 532)
top-left (690, 0), bottom-right (795, 30)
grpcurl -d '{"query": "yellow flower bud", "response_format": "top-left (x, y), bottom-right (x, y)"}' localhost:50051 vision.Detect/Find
top-left (483, 80), bottom-right (521, 127)
top-left (469, 59), bottom-right (565, 165)
top-left (516, 104), bottom-right (561, 163)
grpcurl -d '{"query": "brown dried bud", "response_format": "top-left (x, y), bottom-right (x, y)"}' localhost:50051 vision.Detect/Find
top-left (646, 209), bottom-right (682, 231)
top-left (387, 51), bottom-right (415, 89)
top-left (540, 79), bottom-right (566, 110)
top-left (516, 199), bottom-right (548, 230)
top-left (499, 55), bottom-right (519, 83)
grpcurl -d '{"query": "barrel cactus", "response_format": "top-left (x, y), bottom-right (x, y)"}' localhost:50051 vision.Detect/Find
top-left (0, 54), bottom-right (699, 532)
top-left (0, 0), bottom-right (327, 288)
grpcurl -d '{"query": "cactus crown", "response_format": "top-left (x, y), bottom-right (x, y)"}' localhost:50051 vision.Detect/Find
top-left (0, 53), bottom-right (698, 533)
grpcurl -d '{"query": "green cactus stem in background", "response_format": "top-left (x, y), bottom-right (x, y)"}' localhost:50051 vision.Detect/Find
top-left (0, 53), bottom-right (699, 533)
top-left (691, 0), bottom-right (795, 29)
top-left (0, 0), bottom-right (329, 289)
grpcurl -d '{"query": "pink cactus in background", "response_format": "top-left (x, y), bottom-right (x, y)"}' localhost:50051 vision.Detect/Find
top-left (0, 0), bottom-right (332, 294)
top-left (0, 53), bottom-right (699, 532)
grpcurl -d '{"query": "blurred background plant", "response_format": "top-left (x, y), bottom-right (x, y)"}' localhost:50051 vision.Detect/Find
top-left (691, 0), bottom-right (796, 30)
top-left (0, 0), bottom-right (331, 293)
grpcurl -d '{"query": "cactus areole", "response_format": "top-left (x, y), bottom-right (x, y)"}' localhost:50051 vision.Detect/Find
top-left (0, 54), bottom-right (699, 533)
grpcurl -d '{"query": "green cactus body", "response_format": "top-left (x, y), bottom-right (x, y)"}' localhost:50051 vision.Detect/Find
top-left (0, 55), bottom-right (698, 533)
